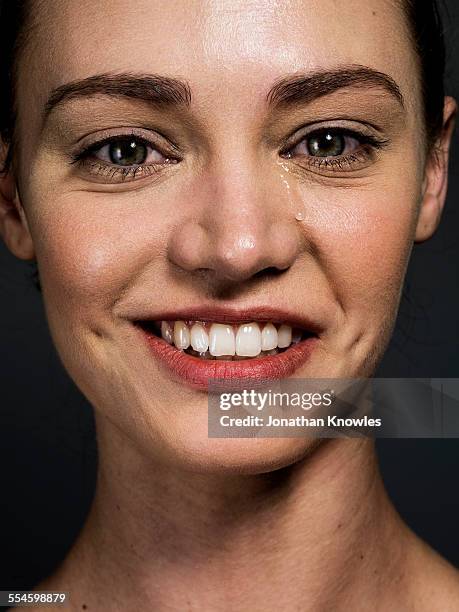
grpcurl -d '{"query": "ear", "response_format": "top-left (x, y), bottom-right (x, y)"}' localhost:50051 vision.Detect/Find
top-left (415, 96), bottom-right (457, 242)
top-left (0, 143), bottom-right (35, 260)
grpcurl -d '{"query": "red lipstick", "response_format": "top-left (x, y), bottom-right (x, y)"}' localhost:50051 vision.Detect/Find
top-left (134, 307), bottom-right (321, 391)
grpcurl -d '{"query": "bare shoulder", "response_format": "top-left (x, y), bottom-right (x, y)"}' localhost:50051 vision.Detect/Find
top-left (406, 534), bottom-right (459, 611)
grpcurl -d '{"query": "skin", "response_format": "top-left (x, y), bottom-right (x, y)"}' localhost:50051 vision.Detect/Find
top-left (0, 0), bottom-right (458, 609)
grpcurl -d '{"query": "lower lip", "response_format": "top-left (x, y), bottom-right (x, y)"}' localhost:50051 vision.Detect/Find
top-left (138, 326), bottom-right (319, 391)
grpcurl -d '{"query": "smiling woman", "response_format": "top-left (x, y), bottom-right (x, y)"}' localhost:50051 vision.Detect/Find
top-left (0, 0), bottom-right (458, 610)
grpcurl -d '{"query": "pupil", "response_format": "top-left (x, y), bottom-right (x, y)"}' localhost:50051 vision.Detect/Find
top-left (109, 140), bottom-right (147, 165)
top-left (307, 132), bottom-right (345, 157)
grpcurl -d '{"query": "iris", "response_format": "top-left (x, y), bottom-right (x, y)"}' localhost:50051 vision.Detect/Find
top-left (307, 131), bottom-right (345, 157)
top-left (108, 139), bottom-right (147, 165)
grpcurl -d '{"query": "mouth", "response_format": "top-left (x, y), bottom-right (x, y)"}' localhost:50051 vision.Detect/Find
top-left (134, 308), bottom-right (320, 390)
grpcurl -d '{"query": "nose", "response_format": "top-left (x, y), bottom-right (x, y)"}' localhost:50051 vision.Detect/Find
top-left (167, 158), bottom-right (302, 283)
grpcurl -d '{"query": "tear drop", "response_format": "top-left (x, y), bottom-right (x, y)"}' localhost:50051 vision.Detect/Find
top-left (295, 211), bottom-right (305, 221)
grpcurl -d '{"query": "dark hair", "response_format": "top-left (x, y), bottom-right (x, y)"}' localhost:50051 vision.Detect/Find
top-left (403, 0), bottom-right (446, 145)
top-left (0, 0), bottom-right (448, 173)
top-left (0, 0), bottom-right (29, 173)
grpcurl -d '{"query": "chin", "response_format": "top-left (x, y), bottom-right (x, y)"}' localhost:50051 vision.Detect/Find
top-left (152, 417), bottom-right (323, 475)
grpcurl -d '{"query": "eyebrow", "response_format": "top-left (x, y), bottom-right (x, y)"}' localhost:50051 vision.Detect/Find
top-left (267, 65), bottom-right (404, 108)
top-left (43, 65), bottom-right (403, 124)
top-left (44, 72), bottom-right (192, 118)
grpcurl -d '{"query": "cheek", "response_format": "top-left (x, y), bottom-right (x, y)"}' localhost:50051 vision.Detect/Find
top-left (26, 190), bottom-right (168, 327)
top-left (303, 175), bottom-right (421, 327)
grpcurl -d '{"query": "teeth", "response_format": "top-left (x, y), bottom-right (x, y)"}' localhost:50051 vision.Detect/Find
top-left (173, 321), bottom-right (190, 349)
top-left (209, 324), bottom-right (236, 356)
top-left (161, 321), bottom-right (173, 344)
top-left (161, 320), bottom-right (304, 358)
top-left (292, 328), bottom-right (302, 344)
top-left (261, 322), bottom-right (278, 351)
top-left (190, 323), bottom-right (209, 352)
top-left (277, 324), bottom-right (292, 348)
top-left (236, 322), bottom-right (262, 357)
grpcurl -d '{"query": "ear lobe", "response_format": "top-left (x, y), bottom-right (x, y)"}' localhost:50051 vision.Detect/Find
top-left (0, 146), bottom-right (35, 260)
top-left (415, 96), bottom-right (457, 242)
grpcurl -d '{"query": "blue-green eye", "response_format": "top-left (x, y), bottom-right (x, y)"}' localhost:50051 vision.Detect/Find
top-left (94, 138), bottom-right (167, 166)
top-left (280, 126), bottom-right (389, 175)
top-left (292, 129), bottom-right (360, 158)
top-left (307, 131), bottom-right (346, 157)
top-left (108, 140), bottom-right (148, 165)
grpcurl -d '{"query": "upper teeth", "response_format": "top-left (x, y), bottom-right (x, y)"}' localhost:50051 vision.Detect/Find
top-left (191, 323), bottom-right (209, 352)
top-left (160, 321), bottom-right (301, 357)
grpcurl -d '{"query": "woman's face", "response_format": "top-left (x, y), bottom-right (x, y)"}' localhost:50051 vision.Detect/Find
top-left (5, 0), bottom-right (450, 471)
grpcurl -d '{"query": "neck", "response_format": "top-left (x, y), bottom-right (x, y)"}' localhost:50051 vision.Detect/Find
top-left (51, 423), bottom-right (412, 611)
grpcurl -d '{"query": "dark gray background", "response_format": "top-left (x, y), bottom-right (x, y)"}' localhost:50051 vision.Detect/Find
top-left (1, 2), bottom-right (459, 590)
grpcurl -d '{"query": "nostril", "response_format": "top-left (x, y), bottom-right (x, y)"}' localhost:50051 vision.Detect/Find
top-left (252, 266), bottom-right (287, 279)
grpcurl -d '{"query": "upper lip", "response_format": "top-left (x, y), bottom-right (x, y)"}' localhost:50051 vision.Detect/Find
top-left (133, 306), bottom-right (323, 334)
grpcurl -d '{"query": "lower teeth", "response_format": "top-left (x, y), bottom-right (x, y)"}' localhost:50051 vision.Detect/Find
top-left (184, 348), bottom-right (280, 360)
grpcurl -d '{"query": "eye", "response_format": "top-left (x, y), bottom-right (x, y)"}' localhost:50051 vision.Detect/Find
top-left (92, 138), bottom-right (167, 166)
top-left (280, 126), bottom-right (388, 175)
top-left (71, 133), bottom-right (181, 184)
top-left (290, 129), bottom-right (360, 158)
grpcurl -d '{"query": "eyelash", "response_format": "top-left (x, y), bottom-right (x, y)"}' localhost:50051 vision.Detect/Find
top-left (280, 128), bottom-right (389, 173)
top-left (70, 127), bottom-right (388, 184)
top-left (70, 133), bottom-right (180, 183)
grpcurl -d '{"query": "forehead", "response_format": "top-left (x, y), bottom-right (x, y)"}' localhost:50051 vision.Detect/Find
top-left (23, 0), bottom-right (417, 107)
